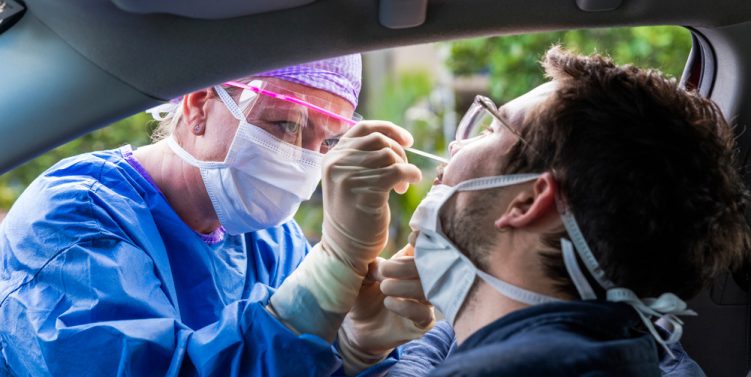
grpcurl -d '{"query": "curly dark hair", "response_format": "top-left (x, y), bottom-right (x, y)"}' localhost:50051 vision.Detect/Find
top-left (502, 46), bottom-right (751, 299)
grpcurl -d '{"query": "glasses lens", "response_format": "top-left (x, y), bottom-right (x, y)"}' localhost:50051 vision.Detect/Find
top-left (456, 101), bottom-right (499, 141)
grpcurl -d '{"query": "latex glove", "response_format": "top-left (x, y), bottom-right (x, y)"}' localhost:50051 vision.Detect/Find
top-left (269, 121), bottom-right (422, 343)
top-left (338, 245), bottom-right (435, 376)
top-left (319, 121), bottom-right (423, 275)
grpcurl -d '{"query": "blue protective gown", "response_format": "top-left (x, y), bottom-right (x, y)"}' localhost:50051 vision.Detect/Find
top-left (0, 146), bottom-right (394, 376)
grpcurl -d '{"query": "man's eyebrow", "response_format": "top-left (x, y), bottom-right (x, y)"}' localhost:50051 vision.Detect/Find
top-left (498, 106), bottom-right (512, 123)
top-left (495, 106), bottom-right (517, 131)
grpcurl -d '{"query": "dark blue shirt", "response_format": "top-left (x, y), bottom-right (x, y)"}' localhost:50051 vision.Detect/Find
top-left (391, 301), bottom-right (705, 377)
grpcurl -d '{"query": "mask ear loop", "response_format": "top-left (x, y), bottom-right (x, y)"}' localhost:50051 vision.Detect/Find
top-left (560, 239), bottom-right (597, 300)
top-left (558, 204), bottom-right (615, 290)
top-left (452, 173), bottom-right (565, 306)
top-left (214, 85), bottom-right (245, 121)
top-left (213, 84), bottom-right (274, 164)
top-left (556, 198), bottom-right (697, 359)
top-left (472, 260), bottom-right (563, 305)
top-left (452, 174), bottom-right (541, 192)
top-left (166, 136), bottom-right (227, 169)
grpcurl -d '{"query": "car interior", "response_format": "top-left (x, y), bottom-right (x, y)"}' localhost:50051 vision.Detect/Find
top-left (0, 0), bottom-right (749, 376)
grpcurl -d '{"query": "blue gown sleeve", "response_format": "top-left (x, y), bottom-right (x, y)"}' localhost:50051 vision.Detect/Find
top-left (0, 236), bottom-right (341, 376)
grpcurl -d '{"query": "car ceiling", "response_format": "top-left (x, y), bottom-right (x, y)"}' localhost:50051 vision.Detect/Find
top-left (1, 0), bottom-right (751, 173)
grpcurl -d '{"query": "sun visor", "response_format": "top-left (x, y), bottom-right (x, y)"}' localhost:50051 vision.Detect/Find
top-left (0, 0), bottom-right (26, 34)
top-left (110, 0), bottom-right (316, 19)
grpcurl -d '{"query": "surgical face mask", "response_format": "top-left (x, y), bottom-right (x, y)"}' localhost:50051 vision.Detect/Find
top-left (167, 86), bottom-right (323, 235)
top-left (410, 173), bottom-right (696, 357)
top-left (409, 174), bottom-right (560, 325)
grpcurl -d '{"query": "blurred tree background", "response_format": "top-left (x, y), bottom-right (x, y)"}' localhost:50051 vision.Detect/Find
top-left (0, 114), bottom-right (155, 210)
top-left (0, 26), bottom-right (692, 247)
top-left (446, 26), bottom-right (691, 102)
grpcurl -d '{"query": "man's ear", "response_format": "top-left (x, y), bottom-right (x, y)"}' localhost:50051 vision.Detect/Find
top-left (181, 88), bottom-right (212, 136)
top-left (494, 172), bottom-right (557, 230)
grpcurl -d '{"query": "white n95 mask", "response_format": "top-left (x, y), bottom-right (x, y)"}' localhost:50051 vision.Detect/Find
top-left (167, 86), bottom-right (323, 235)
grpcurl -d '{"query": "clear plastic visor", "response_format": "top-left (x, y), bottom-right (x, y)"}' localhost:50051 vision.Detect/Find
top-left (223, 80), bottom-right (361, 153)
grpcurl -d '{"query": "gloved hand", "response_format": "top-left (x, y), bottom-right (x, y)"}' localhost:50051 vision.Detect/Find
top-left (319, 121), bottom-right (422, 275)
top-left (269, 121), bottom-right (422, 343)
top-left (338, 244), bottom-right (435, 376)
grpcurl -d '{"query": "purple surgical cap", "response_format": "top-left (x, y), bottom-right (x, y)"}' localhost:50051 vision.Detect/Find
top-left (254, 54), bottom-right (362, 108)
top-left (146, 54), bottom-right (362, 121)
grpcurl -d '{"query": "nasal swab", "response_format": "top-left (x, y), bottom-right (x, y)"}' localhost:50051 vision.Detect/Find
top-left (405, 147), bottom-right (448, 164)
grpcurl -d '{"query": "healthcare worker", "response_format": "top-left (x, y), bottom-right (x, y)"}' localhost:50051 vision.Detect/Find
top-left (0, 55), bottom-right (434, 376)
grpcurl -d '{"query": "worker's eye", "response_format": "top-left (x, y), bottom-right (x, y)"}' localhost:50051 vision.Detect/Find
top-left (275, 121), bottom-right (302, 135)
top-left (322, 138), bottom-right (339, 149)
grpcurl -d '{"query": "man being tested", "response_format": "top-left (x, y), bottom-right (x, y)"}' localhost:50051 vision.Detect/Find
top-left (0, 56), bottom-right (434, 376)
top-left (392, 46), bottom-right (749, 376)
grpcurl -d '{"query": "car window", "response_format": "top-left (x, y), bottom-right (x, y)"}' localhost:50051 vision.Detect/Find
top-left (0, 26), bottom-right (692, 252)
top-left (324, 25), bottom-right (692, 253)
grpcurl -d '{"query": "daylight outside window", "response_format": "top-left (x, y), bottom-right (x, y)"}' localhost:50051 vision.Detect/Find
top-left (0, 25), bottom-right (693, 253)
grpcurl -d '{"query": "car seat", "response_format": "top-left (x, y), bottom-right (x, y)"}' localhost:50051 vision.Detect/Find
top-left (682, 266), bottom-right (750, 377)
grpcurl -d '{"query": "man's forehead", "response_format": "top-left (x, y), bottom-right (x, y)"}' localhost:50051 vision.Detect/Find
top-left (499, 81), bottom-right (558, 125)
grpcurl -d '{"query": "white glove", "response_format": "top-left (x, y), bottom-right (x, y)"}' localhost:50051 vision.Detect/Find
top-left (338, 245), bottom-right (435, 375)
top-left (269, 121), bottom-right (422, 343)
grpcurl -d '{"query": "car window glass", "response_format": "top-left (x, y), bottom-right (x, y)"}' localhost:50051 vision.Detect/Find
top-left (0, 26), bottom-right (692, 252)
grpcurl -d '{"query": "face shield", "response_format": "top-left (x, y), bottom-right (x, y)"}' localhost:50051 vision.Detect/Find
top-left (222, 80), bottom-right (361, 154)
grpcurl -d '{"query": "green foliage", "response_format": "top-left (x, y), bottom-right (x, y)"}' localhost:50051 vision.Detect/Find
top-left (447, 26), bottom-right (692, 102)
top-left (366, 71), bottom-right (435, 123)
top-left (0, 113), bottom-right (154, 209)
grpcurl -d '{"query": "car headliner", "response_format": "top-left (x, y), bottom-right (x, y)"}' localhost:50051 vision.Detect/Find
top-left (1, 0), bottom-right (751, 376)
top-left (1, 0), bottom-right (751, 173)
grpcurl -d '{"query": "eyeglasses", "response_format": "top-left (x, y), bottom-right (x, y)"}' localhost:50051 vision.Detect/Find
top-left (222, 80), bottom-right (361, 152)
top-left (456, 95), bottom-right (531, 147)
